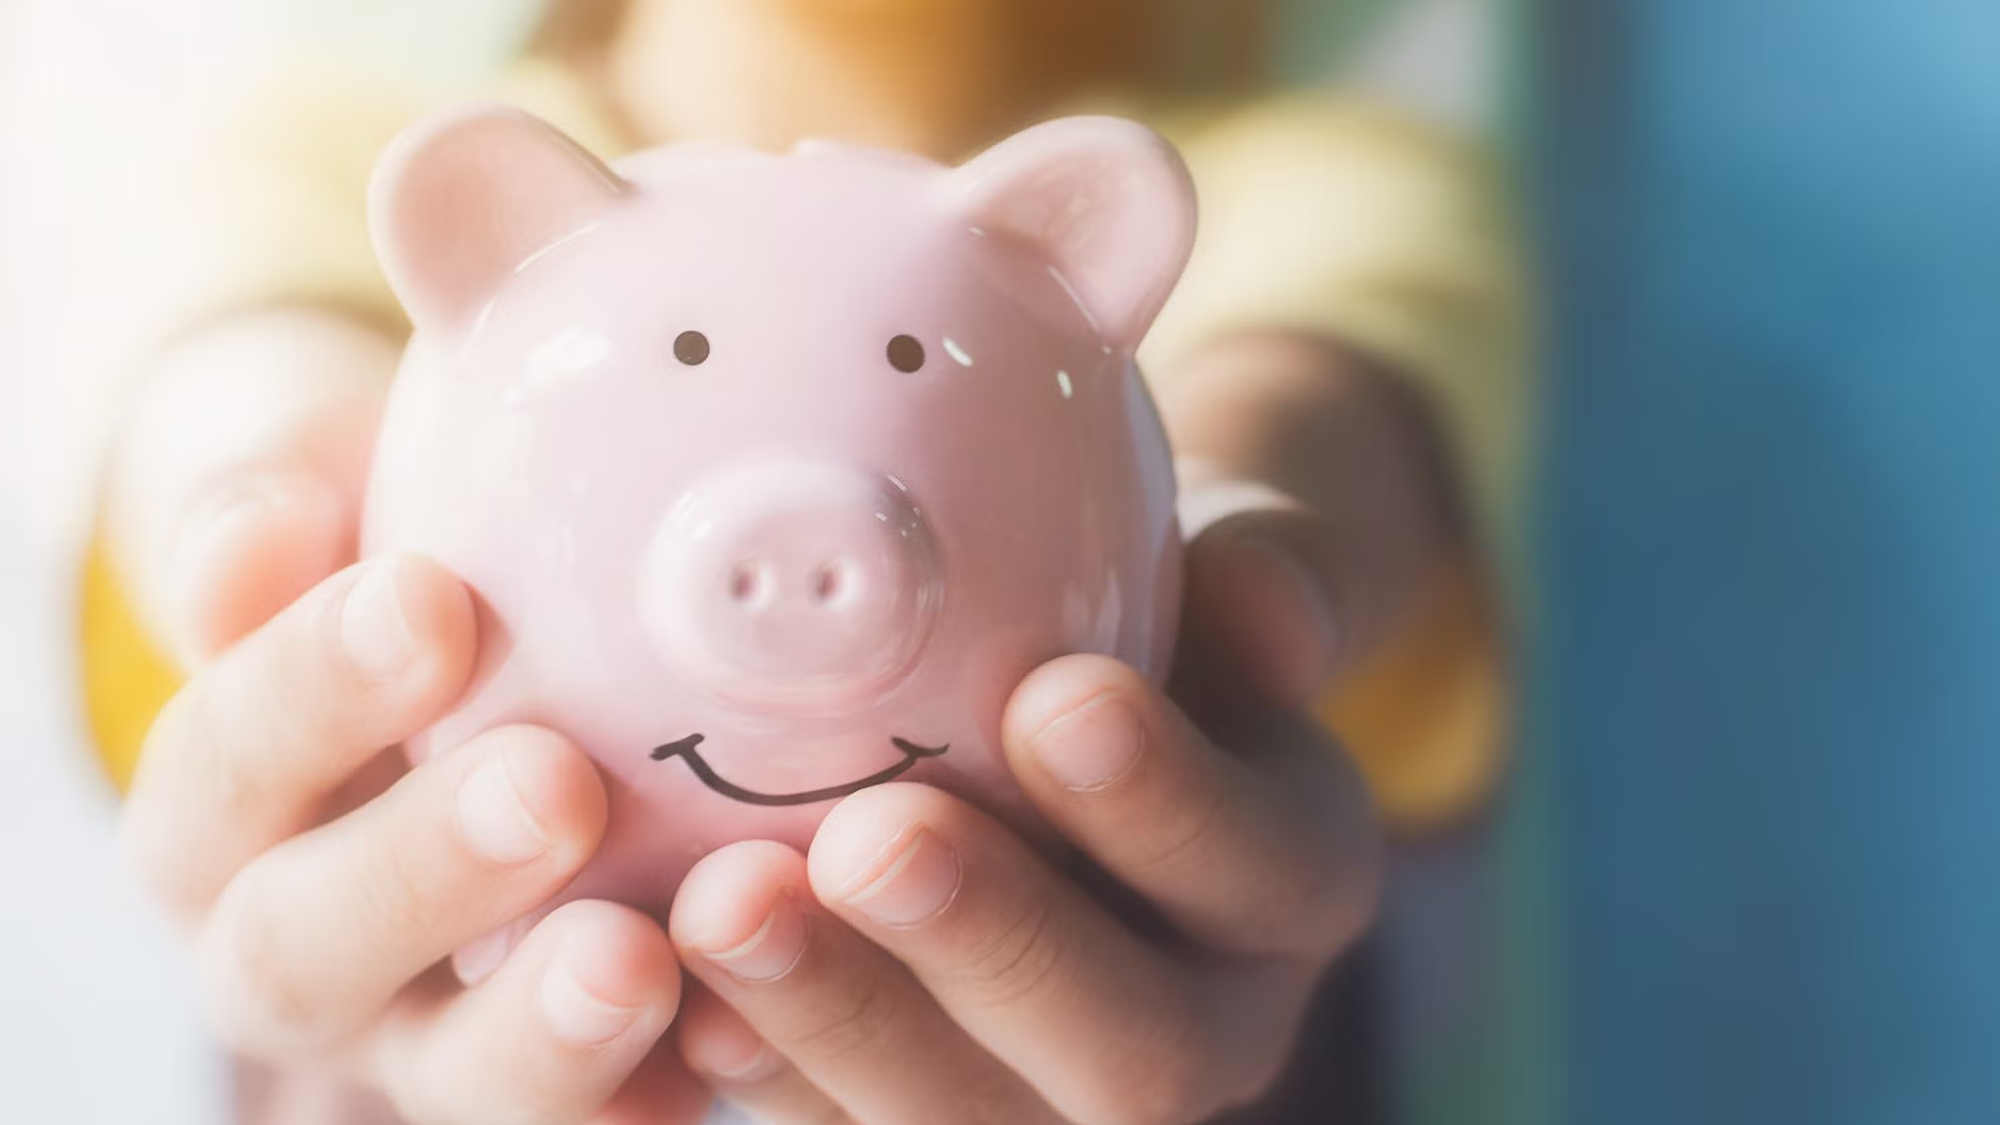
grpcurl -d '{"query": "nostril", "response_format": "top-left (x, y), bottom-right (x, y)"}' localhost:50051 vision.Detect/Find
top-left (729, 561), bottom-right (771, 608)
top-left (812, 559), bottom-right (853, 608)
top-left (643, 463), bottom-right (942, 706)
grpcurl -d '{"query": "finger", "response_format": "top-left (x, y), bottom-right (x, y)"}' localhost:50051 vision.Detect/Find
top-left (196, 725), bottom-right (607, 1053)
top-left (678, 988), bottom-right (850, 1125)
top-left (365, 901), bottom-right (684, 1125)
top-left (1004, 655), bottom-right (1381, 960)
top-left (121, 554), bottom-right (478, 918)
top-left (163, 468), bottom-right (356, 666)
top-left (1164, 333), bottom-right (1464, 708)
top-left (671, 842), bottom-right (1049, 1125)
top-left (587, 1035), bottom-right (716, 1125)
top-left (811, 784), bottom-right (1262, 1125)
top-left (106, 310), bottom-right (397, 664)
top-left (1175, 483), bottom-right (1348, 709)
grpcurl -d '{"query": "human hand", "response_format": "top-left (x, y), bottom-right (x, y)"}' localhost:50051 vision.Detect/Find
top-left (119, 555), bottom-right (703, 1125)
top-left (664, 652), bottom-right (1377, 1124)
top-left (102, 309), bottom-right (396, 667)
top-left (660, 333), bottom-right (1459, 1123)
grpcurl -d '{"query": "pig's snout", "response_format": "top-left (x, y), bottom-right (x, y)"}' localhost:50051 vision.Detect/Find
top-left (643, 461), bottom-right (942, 711)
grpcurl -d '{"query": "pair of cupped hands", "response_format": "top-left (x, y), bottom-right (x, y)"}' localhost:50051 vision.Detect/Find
top-left (111, 310), bottom-right (1452, 1125)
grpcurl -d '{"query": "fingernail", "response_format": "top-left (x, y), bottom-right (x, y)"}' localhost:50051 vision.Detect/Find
top-left (699, 893), bottom-right (809, 983)
top-left (839, 829), bottom-right (962, 929)
top-left (452, 928), bottom-right (515, 986)
top-left (708, 1041), bottom-right (783, 1082)
top-left (455, 754), bottom-right (549, 865)
top-left (541, 954), bottom-right (647, 1048)
top-left (1030, 694), bottom-right (1147, 793)
top-left (341, 560), bottom-right (415, 680)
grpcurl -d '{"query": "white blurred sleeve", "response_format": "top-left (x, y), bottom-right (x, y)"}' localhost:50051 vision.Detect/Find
top-left (0, 0), bottom-right (548, 552)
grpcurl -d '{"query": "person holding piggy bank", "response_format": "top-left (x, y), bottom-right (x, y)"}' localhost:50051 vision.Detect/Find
top-left (85, 0), bottom-right (1525, 1121)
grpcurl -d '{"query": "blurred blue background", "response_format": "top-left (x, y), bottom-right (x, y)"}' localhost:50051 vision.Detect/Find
top-left (1528, 0), bottom-right (2000, 1122)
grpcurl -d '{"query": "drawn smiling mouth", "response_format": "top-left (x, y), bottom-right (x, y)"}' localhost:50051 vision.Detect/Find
top-left (650, 734), bottom-right (950, 807)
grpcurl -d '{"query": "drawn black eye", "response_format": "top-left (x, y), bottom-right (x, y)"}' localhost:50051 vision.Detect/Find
top-left (887, 335), bottom-right (926, 373)
top-left (674, 330), bottom-right (711, 366)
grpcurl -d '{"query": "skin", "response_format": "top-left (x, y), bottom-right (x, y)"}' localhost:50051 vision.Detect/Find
top-left (108, 2), bottom-right (1470, 1121)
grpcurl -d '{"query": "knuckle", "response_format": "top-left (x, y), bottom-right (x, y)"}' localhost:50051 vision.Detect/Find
top-left (1277, 781), bottom-right (1383, 959)
top-left (237, 637), bottom-right (333, 773)
top-left (939, 1069), bottom-right (1039, 1125)
top-left (376, 1014), bottom-right (598, 1125)
top-left (786, 971), bottom-right (901, 1063)
top-left (194, 685), bottom-right (274, 825)
top-left (356, 832), bottom-right (438, 946)
top-left (1081, 1013), bottom-right (1227, 1125)
top-left (1207, 976), bottom-right (1314, 1115)
top-left (1236, 847), bottom-right (1357, 958)
top-left (1131, 764), bottom-right (1233, 877)
top-left (388, 1077), bottom-right (546, 1125)
top-left (1095, 1072), bottom-right (1211, 1125)
top-left (163, 657), bottom-right (311, 844)
top-left (1189, 756), bottom-right (1380, 959)
top-left (203, 886), bottom-right (325, 1051)
top-left (224, 591), bottom-right (388, 795)
top-left (483, 1084), bottom-right (582, 1125)
top-left (123, 690), bottom-right (248, 909)
top-left (1124, 1063), bottom-right (1212, 1125)
top-left (379, 1066), bottom-right (463, 1125)
top-left (383, 1047), bottom-right (569, 1125)
top-left (946, 897), bottom-right (1067, 1011)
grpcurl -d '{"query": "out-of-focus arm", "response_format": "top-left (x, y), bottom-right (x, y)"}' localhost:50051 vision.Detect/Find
top-left (1145, 95), bottom-right (1530, 832)
top-left (79, 63), bottom-right (625, 790)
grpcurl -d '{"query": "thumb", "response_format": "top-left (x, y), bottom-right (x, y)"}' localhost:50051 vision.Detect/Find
top-left (1174, 462), bottom-right (1379, 711)
top-left (104, 311), bottom-right (396, 667)
top-left (1159, 334), bottom-right (1467, 715)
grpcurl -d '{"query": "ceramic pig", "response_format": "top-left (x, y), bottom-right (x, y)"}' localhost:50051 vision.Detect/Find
top-left (362, 104), bottom-right (1194, 954)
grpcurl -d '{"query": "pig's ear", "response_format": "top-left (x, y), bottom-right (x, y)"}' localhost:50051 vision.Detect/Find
top-left (946, 117), bottom-right (1196, 350)
top-left (370, 103), bottom-right (627, 332)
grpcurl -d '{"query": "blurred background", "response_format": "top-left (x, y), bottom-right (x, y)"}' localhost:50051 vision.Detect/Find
top-left (5, 1), bottom-right (1999, 1124)
top-left (0, 0), bottom-right (1497, 547)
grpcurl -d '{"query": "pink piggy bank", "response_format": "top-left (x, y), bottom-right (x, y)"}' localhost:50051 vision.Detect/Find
top-left (362, 105), bottom-right (1194, 952)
